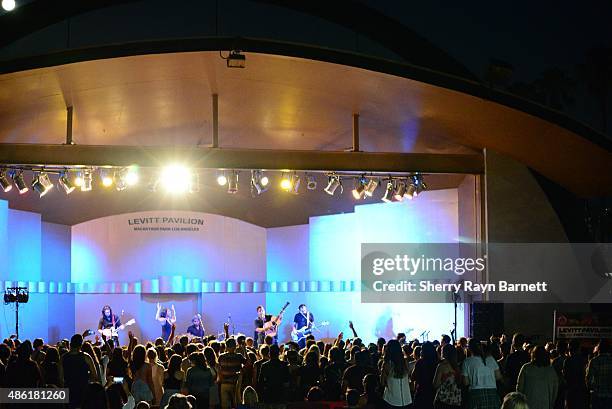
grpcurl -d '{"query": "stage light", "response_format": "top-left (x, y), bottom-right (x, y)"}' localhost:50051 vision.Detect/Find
top-left (58, 171), bottom-right (75, 194)
top-left (147, 175), bottom-right (159, 192)
top-left (11, 170), bottom-right (28, 194)
top-left (2, 0), bottom-right (16, 12)
top-left (160, 164), bottom-right (191, 194)
top-left (405, 182), bottom-right (416, 200)
top-left (280, 173), bottom-right (292, 191)
top-left (415, 175), bottom-right (428, 196)
top-left (306, 174), bottom-right (317, 190)
top-left (81, 169), bottom-right (93, 191)
top-left (364, 178), bottom-right (378, 197)
top-left (352, 176), bottom-right (367, 200)
top-left (324, 175), bottom-right (342, 195)
top-left (289, 173), bottom-right (300, 195)
top-left (217, 172), bottom-right (227, 186)
top-left (0, 169), bottom-right (12, 192)
top-left (227, 170), bottom-right (238, 194)
top-left (251, 170), bottom-right (269, 195)
top-left (74, 171), bottom-right (84, 187)
top-left (227, 50), bottom-right (246, 68)
top-left (32, 172), bottom-right (53, 197)
top-left (394, 180), bottom-right (407, 201)
top-left (125, 167), bottom-right (138, 186)
top-left (100, 170), bottom-right (114, 187)
top-left (382, 181), bottom-right (394, 202)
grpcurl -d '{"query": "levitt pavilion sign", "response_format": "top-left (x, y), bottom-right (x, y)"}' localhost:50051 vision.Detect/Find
top-left (127, 216), bottom-right (204, 232)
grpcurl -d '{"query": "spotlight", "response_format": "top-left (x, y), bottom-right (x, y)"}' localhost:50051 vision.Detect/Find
top-left (280, 173), bottom-right (292, 191)
top-left (100, 170), bottom-right (114, 188)
top-left (364, 178), bottom-right (378, 197)
top-left (32, 172), bottom-right (53, 197)
top-left (74, 171), bottom-right (84, 187)
top-left (227, 50), bottom-right (246, 68)
top-left (324, 174), bottom-right (342, 196)
top-left (0, 169), bottom-right (12, 192)
top-left (148, 175), bottom-right (159, 192)
top-left (414, 174), bottom-right (428, 196)
top-left (306, 174), bottom-right (317, 190)
top-left (160, 164), bottom-right (191, 194)
top-left (405, 182), bottom-right (416, 200)
top-left (352, 176), bottom-right (367, 200)
top-left (125, 167), bottom-right (138, 186)
top-left (11, 170), bottom-right (28, 194)
top-left (227, 170), bottom-right (238, 194)
top-left (289, 173), bottom-right (300, 195)
top-left (217, 172), bottom-right (228, 186)
top-left (1, 0), bottom-right (15, 12)
top-left (251, 170), bottom-right (269, 195)
top-left (394, 181), bottom-right (407, 201)
top-left (81, 169), bottom-right (93, 192)
top-left (382, 181), bottom-right (395, 203)
top-left (58, 171), bottom-right (75, 194)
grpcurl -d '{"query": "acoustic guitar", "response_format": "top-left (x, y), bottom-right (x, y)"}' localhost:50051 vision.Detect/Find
top-left (263, 301), bottom-right (290, 337)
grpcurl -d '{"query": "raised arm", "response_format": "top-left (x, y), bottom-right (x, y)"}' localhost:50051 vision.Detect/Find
top-left (155, 303), bottom-right (163, 322)
top-left (170, 305), bottom-right (177, 324)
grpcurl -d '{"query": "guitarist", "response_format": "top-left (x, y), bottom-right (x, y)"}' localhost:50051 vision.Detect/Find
top-left (292, 304), bottom-right (315, 349)
top-left (254, 305), bottom-right (273, 346)
top-left (97, 305), bottom-right (121, 347)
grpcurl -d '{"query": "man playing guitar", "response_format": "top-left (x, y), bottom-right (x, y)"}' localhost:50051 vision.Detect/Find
top-left (254, 305), bottom-right (272, 346)
top-left (98, 305), bottom-right (122, 347)
top-left (292, 304), bottom-right (314, 349)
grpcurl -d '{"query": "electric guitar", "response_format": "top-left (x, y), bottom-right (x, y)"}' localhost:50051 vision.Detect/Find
top-left (291, 321), bottom-right (329, 342)
top-left (263, 302), bottom-right (290, 337)
top-left (100, 319), bottom-right (136, 338)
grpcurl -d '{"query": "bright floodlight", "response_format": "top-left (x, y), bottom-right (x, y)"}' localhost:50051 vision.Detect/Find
top-left (280, 174), bottom-right (292, 191)
top-left (2, 0), bottom-right (16, 12)
top-left (217, 172), bottom-right (227, 186)
top-left (125, 167), bottom-right (138, 186)
top-left (160, 165), bottom-right (191, 193)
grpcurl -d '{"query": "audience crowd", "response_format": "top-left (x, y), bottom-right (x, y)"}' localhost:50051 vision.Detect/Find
top-left (0, 325), bottom-right (610, 409)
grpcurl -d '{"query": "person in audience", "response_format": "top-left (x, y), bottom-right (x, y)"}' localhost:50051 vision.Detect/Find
top-left (461, 338), bottom-right (502, 409)
top-left (130, 343), bottom-right (155, 405)
top-left (563, 339), bottom-right (587, 409)
top-left (381, 339), bottom-right (413, 408)
top-left (161, 354), bottom-right (185, 409)
top-left (297, 349), bottom-right (322, 399)
top-left (412, 341), bottom-right (439, 409)
top-left (258, 344), bottom-right (290, 404)
top-left (166, 393), bottom-right (193, 409)
top-left (506, 333), bottom-right (530, 391)
top-left (31, 338), bottom-right (46, 365)
top-left (184, 351), bottom-right (214, 409)
top-left (237, 386), bottom-right (259, 409)
top-left (344, 388), bottom-right (360, 408)
top-left (41, 346), bottom-right (61, 386)
top-left (147, 347), bottom-right (165, 406)
top-left (81, 382), bottom-right (109, 409)
top-left (218, 337), bottom-right (246, 409)
top-left (433, 343), bottom-right (462, 409)
top-left (585, 339), bottom-right (612, 409)
top-left (551, 341), bottom-right (567, 409)
top-left (323, 345), bottom-right (348, 400)
top-left (516, 345), bottom-right (558, 409)
top-left (59, 334), bottom-right (98, 408)
top-left (502, 392), bottom-right (530, 409)
top-left (203, 346), bottom-right (220, 408)
top-left (358, 373), bottom-right (384, 408)
top-left (342, 349), bottom-right (375, 394)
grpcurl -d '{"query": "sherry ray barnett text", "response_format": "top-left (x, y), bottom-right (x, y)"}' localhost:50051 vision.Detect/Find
top-left (370, 280), bottom-right (549, 293)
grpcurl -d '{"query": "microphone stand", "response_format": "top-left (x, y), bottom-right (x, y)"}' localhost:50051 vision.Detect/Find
top-left (228, 313), bottom-right (235, 335)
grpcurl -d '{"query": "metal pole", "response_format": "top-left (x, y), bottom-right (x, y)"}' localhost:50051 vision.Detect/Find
top-left (352, 113), bottom-right (360, 152)
top-left (66, 106), bottom-right (74, 145)
top-left (15, 301), bottom-right (19, 339)
top-left (212, 94), bottom-right (219, 148)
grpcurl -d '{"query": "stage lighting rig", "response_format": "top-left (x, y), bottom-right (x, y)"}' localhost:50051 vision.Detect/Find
top-left (4, 287), bottom-right (28, 339)
top-left (226, 50), bottom-right (246, 68)
top-left (324, 174), bottom-right (342, 195)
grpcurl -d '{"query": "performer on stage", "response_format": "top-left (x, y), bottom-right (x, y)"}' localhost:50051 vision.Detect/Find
top-left (98, 305), bottom-right (121, 347)
top-left (186, 314), bottom-right (205, 338)
top-left (253, 305), bottom-right (273, 346)
top-left (292, 304), bottom-right (315, 349)
top-left (155, 303), bottom-right (176, 342)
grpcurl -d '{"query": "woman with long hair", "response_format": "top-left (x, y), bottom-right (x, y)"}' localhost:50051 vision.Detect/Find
top-left (297, 350), bottom-right (322, 400)
top-left (461, 339), bottom-right (502, 409)
top-left (82, 342), bottom-right (102, 383)
top-left (41, 346), bottom-right (61, 387)
top-left (433, 344), bottom-right (462, 409)
top-left (517, 345), bottom-right (558, 409)
top-left (381, 339), bottom-right (413, 408)
top-left (130, 345), bottom-right (154, 405)
top-left (184, 351), bottom-right (214, 409)
top-left (412, 341), bottom-right (439, 409)
top-left (160, 354), bottom-right (185, 409)
top-left (204, 346), bottom-right (220, 409)
top-left (147, 348), bottom-right (164, 406)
